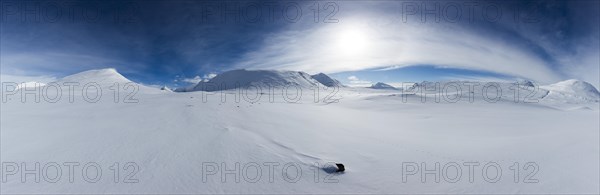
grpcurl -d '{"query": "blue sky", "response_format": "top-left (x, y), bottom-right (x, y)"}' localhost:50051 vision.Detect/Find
top-left (1, 0), bottom-right (598, 88)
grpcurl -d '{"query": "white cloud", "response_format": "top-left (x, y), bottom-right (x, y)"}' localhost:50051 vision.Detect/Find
top-left (204, 73), bottom-right (217, 80)
top-left (181, 73), bottom-right (218, 84)
top-left (182, 76), bottom-right (202, 84)
top-left (346, 75), bottom-right (372, 87)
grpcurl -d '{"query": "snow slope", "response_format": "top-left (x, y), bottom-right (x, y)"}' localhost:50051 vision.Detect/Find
top-left (1, 70), bottom-right (598, 194)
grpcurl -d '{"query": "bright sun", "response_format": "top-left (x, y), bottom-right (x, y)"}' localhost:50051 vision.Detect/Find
top-left (336, 28), bottom-right (368, 55)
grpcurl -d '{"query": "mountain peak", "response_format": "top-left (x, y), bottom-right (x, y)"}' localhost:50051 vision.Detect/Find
top-left (311, 73), bottom-right (343, 87)
top-left (59, 68), bottom-right (132, 84)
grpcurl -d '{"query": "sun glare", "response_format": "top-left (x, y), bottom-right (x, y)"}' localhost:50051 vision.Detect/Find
top-left (336, 28), bottom-right (368, 55)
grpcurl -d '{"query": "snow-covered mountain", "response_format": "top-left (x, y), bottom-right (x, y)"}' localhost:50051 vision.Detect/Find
top-left (192, 69), bottom-right (323, 91)
top-left (5, 69), bottom-right (137, 92)
top-left (52, 68), bottom-right (159, 94)
top-left (369, 82), bottom-right (396, 89)
top-left (541, 79), bottom-right (600, 102)
top-left (58, 68), bottom-right (132, 84)
top-left (311, 73), bottom-right (343, 87)
top-left (176, 69), bottom-right (599, 105)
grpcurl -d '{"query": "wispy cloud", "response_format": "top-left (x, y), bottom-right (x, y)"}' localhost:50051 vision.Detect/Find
top-left (230, 1), bottom-right (599, 86)
top-left (232, 20), bottom-right (563, 84)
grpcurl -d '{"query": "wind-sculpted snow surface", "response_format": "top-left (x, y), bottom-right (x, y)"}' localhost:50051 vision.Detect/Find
top-left (1, 69), bottom-right (599, 194)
